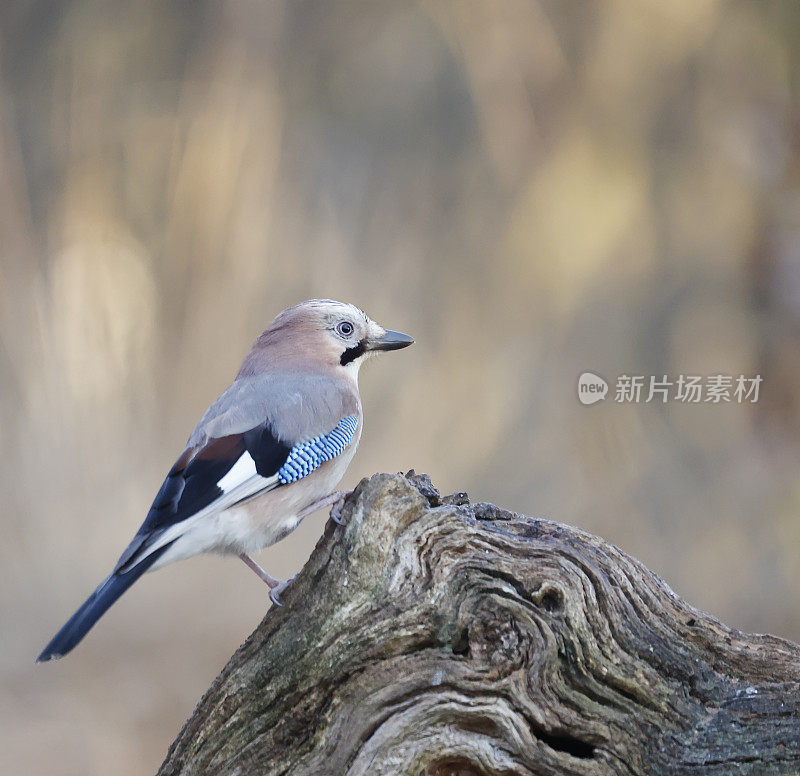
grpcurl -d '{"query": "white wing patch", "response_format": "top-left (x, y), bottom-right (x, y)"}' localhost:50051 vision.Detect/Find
top-left (137, 455), bottom-right (279, 562)
top-left (217, 451), bottom-right (258, 492)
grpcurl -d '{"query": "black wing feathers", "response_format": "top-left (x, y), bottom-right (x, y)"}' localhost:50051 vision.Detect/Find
top-left (137, 422), bottom-right (291, 538)
top-left (242, 425), bottom-right (292, 477)
top-left (145, 435), bottom-right (245, 531)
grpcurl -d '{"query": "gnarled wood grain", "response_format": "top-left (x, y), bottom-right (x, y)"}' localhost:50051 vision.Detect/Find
top-left (158, 472), bottom-right (800, 776)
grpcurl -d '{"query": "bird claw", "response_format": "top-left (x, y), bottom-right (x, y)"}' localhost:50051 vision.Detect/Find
top-left (329, 489), bottom-right (352, 525)
top-left (330, 502), bottom-right (345, 525)
top-left (268, 575), bottom-right (296, 607)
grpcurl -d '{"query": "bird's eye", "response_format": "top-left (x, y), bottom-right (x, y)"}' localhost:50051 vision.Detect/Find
top-left (336, 321), bottom-right (354, 337)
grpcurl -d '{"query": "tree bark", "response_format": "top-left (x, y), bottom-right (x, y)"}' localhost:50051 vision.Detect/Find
top-left (158, 472), bottom-right (800, 776)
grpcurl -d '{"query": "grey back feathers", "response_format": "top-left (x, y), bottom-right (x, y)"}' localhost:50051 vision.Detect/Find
top-left (189, 372), bottom-right (361, 448)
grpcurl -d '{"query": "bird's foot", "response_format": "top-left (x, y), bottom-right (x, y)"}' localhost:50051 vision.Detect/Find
top-left (268, 576), bottom-right (296, 607)
top-left (329, 489), bottom-right (352, 525)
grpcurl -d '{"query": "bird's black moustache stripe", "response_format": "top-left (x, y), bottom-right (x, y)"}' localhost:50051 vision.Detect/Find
top-left (340, 340), bottom-right (366, 366)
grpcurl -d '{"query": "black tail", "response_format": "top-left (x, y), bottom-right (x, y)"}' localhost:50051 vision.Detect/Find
top-left (37, 543), bottom-right (172, 662)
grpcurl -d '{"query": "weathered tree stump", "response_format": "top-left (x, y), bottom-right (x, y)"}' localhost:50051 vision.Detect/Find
top-left (158, 472), bottom-right (800, 776)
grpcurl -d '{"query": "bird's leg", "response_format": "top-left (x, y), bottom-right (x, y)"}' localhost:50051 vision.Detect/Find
top-left (239, 553), bottom-right (293, 606)
top-left (240, 490), bottom-right (353, 607)
top-left (295, 489), bottom-right (352, 525)
top-left (239, 552), bottom-right (282, 587)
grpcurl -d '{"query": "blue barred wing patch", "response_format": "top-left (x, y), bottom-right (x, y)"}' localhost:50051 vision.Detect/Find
top-left (277, 416), bottom-right (359, 484)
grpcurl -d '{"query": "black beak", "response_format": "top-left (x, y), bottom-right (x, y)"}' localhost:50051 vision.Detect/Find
top-left (365, 329), bottom-right (415, 352)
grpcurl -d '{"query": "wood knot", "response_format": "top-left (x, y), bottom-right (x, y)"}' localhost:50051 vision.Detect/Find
top-left (468, 610), bottom-right (525, 674)
top-left (531, 582), bottom-right (565, 614)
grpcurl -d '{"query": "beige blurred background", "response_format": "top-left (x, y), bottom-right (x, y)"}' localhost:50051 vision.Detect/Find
top-left (3, 1), bottom-right (800, 773)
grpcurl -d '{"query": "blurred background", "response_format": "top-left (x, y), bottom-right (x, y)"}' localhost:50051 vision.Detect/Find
top-left (3, 0), bottom-right (800, 773)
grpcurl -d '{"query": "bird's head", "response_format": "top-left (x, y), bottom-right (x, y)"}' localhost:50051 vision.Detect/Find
top-left (241, 299), bottom-right (414, 378)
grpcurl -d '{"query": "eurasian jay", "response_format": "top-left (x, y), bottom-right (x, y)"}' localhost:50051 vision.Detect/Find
top-left (38, 299), bottom-right (413, 661)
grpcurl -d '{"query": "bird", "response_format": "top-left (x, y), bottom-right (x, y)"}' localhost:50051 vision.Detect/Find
top-left (37, 299), bottom-right (413, 662)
